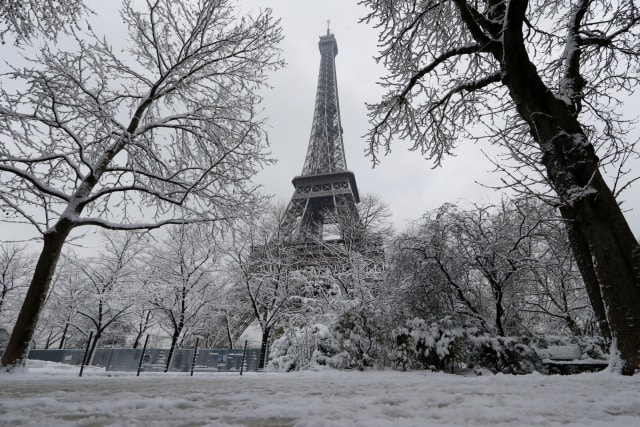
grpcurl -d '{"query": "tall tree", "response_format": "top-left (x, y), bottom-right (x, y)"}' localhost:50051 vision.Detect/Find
top-left (362, 0), bottom-right (640, 374)
top-left (0, 0), bottom-right (283, 368)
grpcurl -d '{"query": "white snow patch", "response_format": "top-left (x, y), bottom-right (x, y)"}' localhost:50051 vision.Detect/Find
top-left (1, 361), bottom-right (639, 426)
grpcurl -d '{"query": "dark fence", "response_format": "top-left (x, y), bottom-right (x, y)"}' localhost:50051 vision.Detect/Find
top-left (23, 347), bottom-right (261, 372)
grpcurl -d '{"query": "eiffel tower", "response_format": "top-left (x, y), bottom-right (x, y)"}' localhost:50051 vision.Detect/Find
top-left (280, 28), bottom-right (360, 244)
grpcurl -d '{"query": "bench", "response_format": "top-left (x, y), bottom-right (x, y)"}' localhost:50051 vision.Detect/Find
top-left (541, 359), bottom-right (609, 375)
top-left (538, 345), bottom-right (608, 375)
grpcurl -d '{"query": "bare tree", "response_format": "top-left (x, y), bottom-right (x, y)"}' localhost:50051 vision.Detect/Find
top-left (193, 282), bottom-right (254, 349)
top-left (390, 199), bottom-right (556, 336)
top-left (146, 224), bottom-right (222, 372)
top-left (128, 295), bottom-right (156, 350)
top-left (0, 243), bottom-right (30, 323)
top-left (362, 0), bottom-right (640, 374)
top-left (524, 224), bottom-right (595, 336)
top-left (0, 0), bottom-right (89, 44)
top-left (354, 194), bottom-right (394, 239)
top-left (33, 254), bottom-right (85, 349)
top-left (225, 206), bottom-right (304, 369)
top-left (311, 193), bottom-right (390, 311)
top-left (73, 232), bottom-right (142, 361)
top-left (0, 0), bottom-right (283, 368)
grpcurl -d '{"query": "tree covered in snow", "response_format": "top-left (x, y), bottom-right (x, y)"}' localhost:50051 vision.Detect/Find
top-left (268, 323), bottom-right (335, 372)
top-left (244, 194), bottom-right (391, 369)
top-left (33, 255), bottom-right (86, 349)
top-left (312, 193), bottom-right (389, 307)
top-left (520, 203), bottom-right (598, 337)
top-left (127, 285), bottom-right (156, 350)
top-left (0, 0), bottom-right (283, 368)
top-left (145, 224), bottom-right (223, 372)
top-left (0, 0), bottom-right (89, 44)
top-left (73, 232), bottom-right (143, 361)
top-left (387, 198), bottom-right (595, 337)
top-left (0, 243), bottom-right (30, 327)
top-left (362, 0), bottom-right (640, 374)
top-left (329, 307), bottom-right (392, 370)
top-left (224, 205), bottom-right (306, 369)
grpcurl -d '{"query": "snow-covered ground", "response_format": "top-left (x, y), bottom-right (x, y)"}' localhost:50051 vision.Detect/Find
top-left (1, 362), bottom-right (639, 426)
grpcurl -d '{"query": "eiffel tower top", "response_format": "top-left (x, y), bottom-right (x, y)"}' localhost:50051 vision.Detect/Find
top-left (279, 29), bottom-right (360, 243)
top-left (300, 28), bottom-right (348, 176)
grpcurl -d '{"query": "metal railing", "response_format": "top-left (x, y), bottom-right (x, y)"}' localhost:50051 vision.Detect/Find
top-left (22, 347), bottom-right (261, 373)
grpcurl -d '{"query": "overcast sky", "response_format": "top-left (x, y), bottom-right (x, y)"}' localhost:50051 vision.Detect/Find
top-left (2, 0), bottom-right (639, 245)
top-left (244, 0), bottom-right (640, 234)
top-left (246, 0), bottom-right (507, 232)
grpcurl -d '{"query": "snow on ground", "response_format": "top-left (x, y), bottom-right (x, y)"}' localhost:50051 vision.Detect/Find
top-left (1, 362), bottom-right (639, 426)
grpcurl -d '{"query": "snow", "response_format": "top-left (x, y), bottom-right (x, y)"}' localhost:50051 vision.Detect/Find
top-left (1, 362), bottom-right (640, 426)
top-left (537, 345), bottom-right (582, 360)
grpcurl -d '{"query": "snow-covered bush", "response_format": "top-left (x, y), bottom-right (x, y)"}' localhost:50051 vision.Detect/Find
top-left (330, 308), bottom-right (391, 370)
top-left (395, 317), bottom-right (542, 374)
top-left (393, 327), bottom-right (416, 371)
top-left (467, 336), bottom-right (541, 374)
top-left (400, 317), bottom-right (471, 372)
top-left (268, 324), bottom-right (335, 372)
top-left (578, 336), bottom-right (609, 360)
top-left (269, 308), bottom-right (392, 371)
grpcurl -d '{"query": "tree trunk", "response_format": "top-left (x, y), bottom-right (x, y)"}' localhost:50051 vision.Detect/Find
top-left (258, 327), bottom-right (270, 369)
top-left (494, 294), bottom-right (505, 337)
top-left (87, 330), bottom-right (101, 365)
top-left (58, 322), bottom-right (70, 349)
top-left (0, 289), bottom-right (7, 315)
top-left (132, 333), bottom-right (141, 349)
top-left (562, 213), bottom-right (611, 341)
top-left (564, 315), bottom-right (582, 337)
top-left (560, 185), bottom-right (640, 374)
top-left (1, 223), bottom-right (72, 369)
top-left (500, 4), bottom-right (640, 374)
top-left (165, 331), bottom-right (180, 373)
top-left (133, 311), bottom-right (151, 349)
top-left (44, 331), bottom-right (55, 349)
top-left (225, 314), bottom-right (234, 349)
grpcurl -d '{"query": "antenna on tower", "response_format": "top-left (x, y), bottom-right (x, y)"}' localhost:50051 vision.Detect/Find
top-left (327, 19), bottom-right (331, 35)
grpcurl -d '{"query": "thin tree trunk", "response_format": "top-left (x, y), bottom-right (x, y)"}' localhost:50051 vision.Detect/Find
top-left (132, 333), bottom-right (142, 349)
top-left (495, 291), bottom-right (505, 337)
top-left (564, 316), bottom-right (582, 337)
top-left (87, 330), bottom-right (101, 365)
top-left (225, 314), bottom-right (234, 349)
top-left (165, 331), bottom-right (180, 373)
top-left (58, 322), bottom-right (70, 349)
top-left (44, 331), bottom-right (55, 349)
top-left (258, 327), bottom-right (270, 370)
top-left (133, 311), bottom-right (151, 349)
top-left (1, 223), bottom-right (72, 368)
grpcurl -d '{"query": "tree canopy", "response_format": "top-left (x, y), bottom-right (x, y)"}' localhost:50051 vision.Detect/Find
top-left (361, 0), bottom-right (640, 374)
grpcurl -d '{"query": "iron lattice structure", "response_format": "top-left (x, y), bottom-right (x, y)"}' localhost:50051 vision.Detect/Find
top-left (280, 30), bottom-right (360, 243)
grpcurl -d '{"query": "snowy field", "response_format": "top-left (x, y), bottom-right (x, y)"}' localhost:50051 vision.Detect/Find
top-left (1, 362), bottom-right (640, 426)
